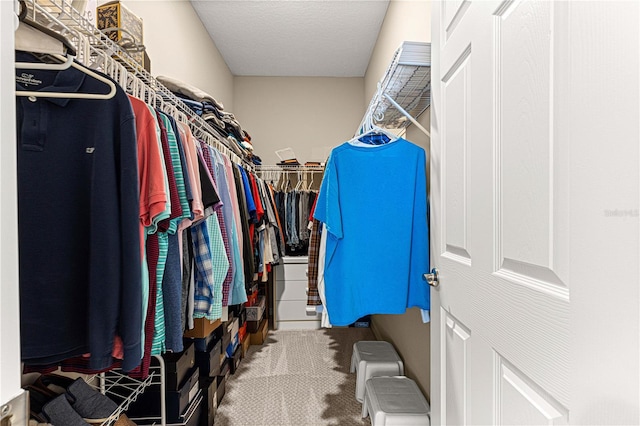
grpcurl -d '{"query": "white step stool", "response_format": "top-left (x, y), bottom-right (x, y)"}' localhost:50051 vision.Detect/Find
top-left (350, 341), bottom-right (404, 402)
top-left (362, 376), bottom-right (431, 426)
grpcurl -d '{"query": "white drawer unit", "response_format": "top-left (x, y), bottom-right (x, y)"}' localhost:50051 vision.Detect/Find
top-left (274, 256), bottom-right (321, 330)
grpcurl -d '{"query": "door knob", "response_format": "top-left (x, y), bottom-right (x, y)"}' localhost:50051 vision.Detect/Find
top-left (423, 268), bottom-right (439, 288)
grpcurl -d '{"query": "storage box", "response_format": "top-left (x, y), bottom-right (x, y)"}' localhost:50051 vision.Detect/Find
top-left (238, 322), bottom-right (247, 342)
top-left (246, 319), bottom-right (262, 333)
top-left (250, 318), bottom-right (269, 345)
top-left (184, 318), bottom-right (222, 339)
top-left (225, 317), bottom-right (239, 340)
top-left (162, 341), bottom-right (195, 390)
top-left (225, 333), bottom-right (239, 358)
top-left (246, 296), bottom-right (266, 321)
top-left (97, 1), bottom-right (143, 45)
top-left (126, 366), bottom-right (200, 423)
top-left (241, 334), bottom-right (251, 358)
top-left (199, 377), bottom-right (217, 426)
top-left (190, 322), bottom-right (223, 352)
top-left (218, 358), bottom-right (230, 381)
top-left (228, 303), bottom-right (244, 317)
top-left (221, 330), bottom-right (231, 357)
top-left (216, 374), bottom-right (226, 407)
top-left (195, 339), bottom-right (222, 378)
top-left (246, 289), bottom-right (258, 307)
top-left (238, 306), bottom-right (247, 327)
top-left (183, 391), bottom-right (203, 426)
top-left (229, 345), bottom-right (242, 375)
top-left (216, 359), bottom-right (230, 406)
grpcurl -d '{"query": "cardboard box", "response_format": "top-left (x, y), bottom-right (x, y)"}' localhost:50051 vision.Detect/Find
top-left (184, 318), bottom-right (222, 339)
top-left (246, 319), bottom-right (262, 334)
top-left (190, 322), bottom-right (223, 352)
top-left (246, 296), bottom-right (266, 321)
top-left (241, 334), bottom-right (251, 358)
top-left (250, 318), bottom-right (268, 345)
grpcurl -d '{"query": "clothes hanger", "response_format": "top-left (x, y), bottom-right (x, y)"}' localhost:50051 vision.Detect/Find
top-left (15, 0), bottom-right (77, 57)
top-left (16, 52), bottom-right (117, 100)
top-left (349, 113), bottom-right (399, 146)
top-left (15, 13), bottom-right (117, 102)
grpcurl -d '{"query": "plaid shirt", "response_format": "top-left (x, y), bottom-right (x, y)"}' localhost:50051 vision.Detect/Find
top-left (202, 145), bottom-right (234, 306)
top-left (306, 219), bottom-right (323, 306)
top-left (191, 221), bottom-right (217, 319)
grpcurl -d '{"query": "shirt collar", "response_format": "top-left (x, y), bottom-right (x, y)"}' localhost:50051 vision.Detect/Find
top-left (16, 54), bottom-right (86, 107)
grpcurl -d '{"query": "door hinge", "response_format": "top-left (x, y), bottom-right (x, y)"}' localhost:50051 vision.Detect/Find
top-left (0, 390), bottom-right (29, 426)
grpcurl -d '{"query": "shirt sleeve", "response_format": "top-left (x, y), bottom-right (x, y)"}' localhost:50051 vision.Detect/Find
top-left (112, 115), bottom-right (143, 372)
top-left (313, 151), bottom-right (343, 239)
top-left (198, 152), bottom-right (221, 209)
top-left (407, 146), bottom-right (430, 311)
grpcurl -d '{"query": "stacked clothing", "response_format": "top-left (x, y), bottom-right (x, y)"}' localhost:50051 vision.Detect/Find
top-left (157, 76), bottom-right (262, 165)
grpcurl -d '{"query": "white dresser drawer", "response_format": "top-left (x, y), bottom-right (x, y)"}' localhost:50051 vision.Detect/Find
top-left (276, 300), bottom-right (321, 321)
top-left (275, 263), bottom-right (308, 282)
top-left (275, 279), bottom-right (308, 301)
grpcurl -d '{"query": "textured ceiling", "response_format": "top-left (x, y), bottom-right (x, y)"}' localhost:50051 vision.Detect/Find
top-left (190, 0), bottom-right (390, 77)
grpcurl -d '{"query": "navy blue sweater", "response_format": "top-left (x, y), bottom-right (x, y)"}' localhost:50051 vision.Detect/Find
top-left (16, 54), bottom-right (142, 372)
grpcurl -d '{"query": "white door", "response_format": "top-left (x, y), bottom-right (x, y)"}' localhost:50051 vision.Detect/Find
top-left (430, 1), bottom-right (639, 425)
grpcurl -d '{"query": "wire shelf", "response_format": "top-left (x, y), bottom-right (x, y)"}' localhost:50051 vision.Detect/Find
top-left (22, 0), bottom-right (254, 170)
top-left (86, 369), bottom-right (157, 426)
top-left (360, 41), bottom-right (431, 133)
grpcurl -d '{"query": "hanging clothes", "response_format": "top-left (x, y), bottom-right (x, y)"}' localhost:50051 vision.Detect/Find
top-left (313, 138), bottom-right (430, 326)
top-left (16, 51), bottom-right (267, 378)
top-left (15, 53), bottom-right (142, 372)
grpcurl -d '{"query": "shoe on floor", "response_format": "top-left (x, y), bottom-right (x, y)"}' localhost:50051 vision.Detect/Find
top-left (66, 378), bottom-right (118, 424)
top-left (41, 394), bottom-right (90, 426)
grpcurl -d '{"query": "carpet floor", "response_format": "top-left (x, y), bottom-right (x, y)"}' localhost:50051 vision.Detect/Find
top-left (215, 328), bottom-right (375, 426)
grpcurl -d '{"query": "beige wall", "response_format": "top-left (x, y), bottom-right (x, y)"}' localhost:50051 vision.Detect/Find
top-left (233, 77), bottom-right (365, 165)
top-left (365, 0), bottom-right (432, 400)
top-left (364, 0), bottom-right (431, 103)
top-left (119, 0), bottom-right (235, 111)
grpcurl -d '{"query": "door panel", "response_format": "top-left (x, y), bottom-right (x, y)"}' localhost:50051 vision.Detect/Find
top-left (494, 0), bottom-right (570, 297)
top-left (431, 1), bottom-right (639, 424)
top-left (442, 46), bottom-right (472, 264)
top-left (496, 356), bottom-right (568, 426)
top-left (441, 309), bottom-right (471, 426)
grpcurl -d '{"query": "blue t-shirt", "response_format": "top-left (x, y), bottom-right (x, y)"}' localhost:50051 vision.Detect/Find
top-left (314, 139), bottom-right (429, 325)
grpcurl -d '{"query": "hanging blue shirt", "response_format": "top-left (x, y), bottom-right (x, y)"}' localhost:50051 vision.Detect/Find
top-left (314, 138), bottom-right (430, 326)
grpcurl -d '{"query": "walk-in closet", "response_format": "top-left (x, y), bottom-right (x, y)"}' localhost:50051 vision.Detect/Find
top-left (2, 1), bottom-right (638, 426)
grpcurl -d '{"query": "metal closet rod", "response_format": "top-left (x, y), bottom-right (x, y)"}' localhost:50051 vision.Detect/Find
top-left (255, 165), bottom-right (325, 171)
